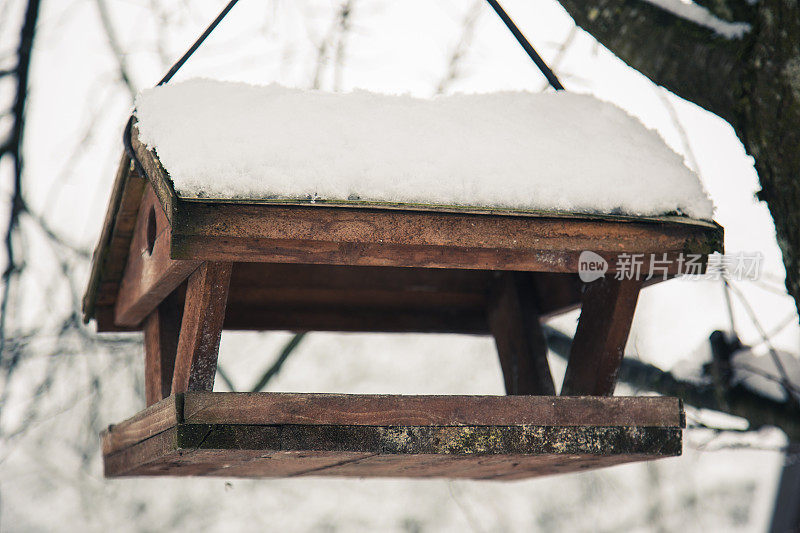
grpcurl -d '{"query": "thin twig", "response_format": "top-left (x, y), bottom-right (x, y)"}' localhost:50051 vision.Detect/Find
top-left (94, 0), bottom-right (137, 98)
top-left (725, 279), bottom-right (799, 404)
top-left (436, 0), bottom-right (483, 95)
top-left (251, 333), bottom-right (306, 392)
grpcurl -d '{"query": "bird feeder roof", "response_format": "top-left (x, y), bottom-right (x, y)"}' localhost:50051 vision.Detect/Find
top-left (82, 81), bottom-right (723, 330)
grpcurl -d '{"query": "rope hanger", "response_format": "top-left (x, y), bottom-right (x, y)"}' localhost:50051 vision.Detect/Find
top-left (124, 0), bottom-right (564, 170)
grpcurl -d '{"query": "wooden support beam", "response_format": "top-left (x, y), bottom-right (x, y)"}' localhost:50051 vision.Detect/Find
top-left (143, 290), bottom-right (182, 406)
top-left (488, 273), bottom-right (555, 395)
top-left (561, 278), bottom-right (643, 396)
top-left (114, 185), bottom-right (200, 327)
top-left (171, 262), bottom-right (232, 393)
top-left (169, 200), bottom-right (722, 274)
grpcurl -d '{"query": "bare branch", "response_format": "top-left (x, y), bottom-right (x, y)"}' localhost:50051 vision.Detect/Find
top-left (725, 279), bottom-right (800, 405)
top-left (436, 0), bottom-right (483, 95)
top-left (251, 333), bottom-right (306, 392)
top-left (544, 325), bottom-right (800, 441)
top-left (333, 0), bottom-right (355, 92)
top-left (93, 0), bottom-right (137, 99)
top-left (0, 0), bottom-right (41, 362)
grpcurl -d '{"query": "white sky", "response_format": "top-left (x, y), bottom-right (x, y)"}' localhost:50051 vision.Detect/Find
top-left (1, 1), bottom-right (797, 531)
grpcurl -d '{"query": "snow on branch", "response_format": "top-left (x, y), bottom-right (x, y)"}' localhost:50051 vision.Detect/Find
top-left (643, 0), bottom-right (751, 39)
top-left (556, 0), bottom-right (749, 121)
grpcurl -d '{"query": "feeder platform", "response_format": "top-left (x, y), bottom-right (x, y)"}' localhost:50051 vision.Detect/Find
top-left (103, 393), bottom-right (683, 480)
top-left (83, 127), bottom-right (722, 479)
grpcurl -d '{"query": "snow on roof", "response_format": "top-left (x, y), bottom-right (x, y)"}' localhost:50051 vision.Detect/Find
top-left (134, 79), bottom-right (714, 220)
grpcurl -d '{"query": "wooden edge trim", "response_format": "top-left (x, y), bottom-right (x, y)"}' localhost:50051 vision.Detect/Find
top-left (101, 394), bottom-right (182, 456)
top-left (82, 153), bottom-right (141, 323)
top-left (102, 425), bottom-right (682, 477)
top-left (180, 392), bottom-right (684, 428)
top-left (130, 120), bottom-right (177, 224)
top-left (169, 201), bottom-right (723, 271)
top-left (176, 195), bottom-right (721, 229)
top-left (101, 393), bottom-right (685, 457)
top-left (103, 427), bottom-right (180, 477)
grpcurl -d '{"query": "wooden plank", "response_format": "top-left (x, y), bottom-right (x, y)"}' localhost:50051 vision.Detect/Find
top-left (114, 184), bottom-right (200, 327)
top-left (175, 423), bottom-right (680, 455)
top-left (227, 263), bottom-right (490, 309)
top-left (489, 273), bottom-right (555, 395)
top-left (102, 393), bottom-right (684, 479)
top-left (170, 201), bottom-right (723, 272)
top-left (561, 278), bottom-right (644, 396)
top-left (83, 154), bottom-right (146, 324)
top-left (171, 262), bottom-right (232, 393)
top-left (223, 306), bottom-right (488, 333)
top-left (299, 452), bottom-right (666, 480)
top-left (101, 395), bottom-right (180, 455)
top-left (143, 290), bottom-right (182, 406)
top-left (206, 451), bottom-right (378, 478)
top-left (533, 272), bottom-right (583, 319)
top-left (103, 427), bottom-right (184, 477)
top-left (180, 392), bottom-right (684, 427)
top-left (103, 422), bottom-right (681, 479)
top-left (221, 265), bottom-right (584, 333)
top-left (224, 262), bottom-right (490, 333)
top-left (130, 122), bottom-right (178, 224)
top-left (107, 447), bottom-right (669, 480)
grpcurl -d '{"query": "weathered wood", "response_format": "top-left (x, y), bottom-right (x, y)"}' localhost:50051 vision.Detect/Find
top-left (169, 201), bottom-right (722, 273)
top-left (95, 261), bottom-right (585, 334)
top-left (489, 273), bottom-right (555, 395)
top-left (114, 185), bottom-right (200, 327)
top-left (130, 122), bottom-right (178, 224)
top-left (143, 290), bottom-right (182, 406)
top-left (102, 392), bottom-right (683, 479)
top-left (83, 154), bottom-right (146, 325)
top-left (222, 264), bottom-right (584, 333)
top-left (107, 443), bottom-right (674, 480)
top-left (85, 135), bottom-right (723, 332)
top-left (178, 392), bottom-right (684, 428)
top-left (561, 278), bottom-right (643, 396)
top-left (171, 262), bottom-right (232, 394)
top-left (101, 395), bottom-right (180, 456)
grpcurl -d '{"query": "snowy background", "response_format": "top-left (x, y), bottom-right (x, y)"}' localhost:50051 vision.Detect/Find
top-left (1, 1), bottom-right (798, 531)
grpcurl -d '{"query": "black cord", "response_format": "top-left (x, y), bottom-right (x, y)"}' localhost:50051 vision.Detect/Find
top-left (124, 0), bottom-right (241, 175)
top-left (485, 0), bottom-right (564, 91)
top-left (157, 0), bottom-right (240, 86)
top-left (125, 0), bottom-right (562, 175)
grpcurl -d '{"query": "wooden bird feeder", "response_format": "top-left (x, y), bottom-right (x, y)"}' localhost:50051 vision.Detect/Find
top-left (84, 112), bottom-right (723, 480)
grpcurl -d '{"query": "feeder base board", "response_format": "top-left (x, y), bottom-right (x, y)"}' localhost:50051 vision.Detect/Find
top-left (102, 392), bottom-right (683, 480)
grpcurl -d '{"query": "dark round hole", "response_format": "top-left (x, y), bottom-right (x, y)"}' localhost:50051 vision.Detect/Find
top-left (146, 206), bottom-right (157, 255)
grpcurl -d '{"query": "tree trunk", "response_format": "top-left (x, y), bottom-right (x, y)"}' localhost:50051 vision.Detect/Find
top-left (555, 0), bottom-right (800, 317)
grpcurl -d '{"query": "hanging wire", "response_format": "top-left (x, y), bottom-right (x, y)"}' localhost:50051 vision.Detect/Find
top-left (157, 0), bottom-right (240, 86)
top-left (124, 0), bottom-right (241, 174)
top-left (484, 0), bottom-right (565, 91)
top-left (124, 0), bottom-right (562, 172)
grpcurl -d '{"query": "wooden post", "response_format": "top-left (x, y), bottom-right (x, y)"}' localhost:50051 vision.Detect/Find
top-left (561, 277), bottom-right (642, 396)
top-left (171, 262), bottom-right (232, 393)
top-left (488, 272), bottom-right (555, 395)
top-left (143, 290), bottom-right (182, 406)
